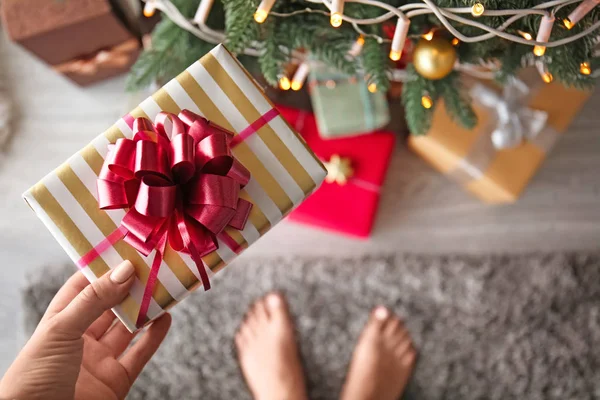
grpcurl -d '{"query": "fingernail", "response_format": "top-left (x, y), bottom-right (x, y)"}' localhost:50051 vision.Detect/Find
top-left (374, 306), bottom-right (389, 320)
top-left (110, 260), bottom-right (135, 283)
top-left (267, 293), bottom-right (282, 309)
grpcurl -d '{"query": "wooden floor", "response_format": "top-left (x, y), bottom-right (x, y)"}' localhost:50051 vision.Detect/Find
top-left (1, 31), bottom-right (599, 371)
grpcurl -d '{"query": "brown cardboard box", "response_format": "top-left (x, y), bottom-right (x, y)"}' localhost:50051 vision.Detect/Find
top-left (1, 0), bottom-right (140, 85)
top-left (408, 73), bottom-right (592, 204)
top-left (53, 38), bottom-right (141, 86)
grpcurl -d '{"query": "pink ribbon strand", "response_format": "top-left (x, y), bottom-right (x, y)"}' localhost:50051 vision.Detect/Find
top-left (229, 108), bottom-right (280, 147)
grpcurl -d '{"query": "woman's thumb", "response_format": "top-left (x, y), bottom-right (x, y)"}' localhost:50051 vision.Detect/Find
top-left (52, 260), bottom-right (136, 336)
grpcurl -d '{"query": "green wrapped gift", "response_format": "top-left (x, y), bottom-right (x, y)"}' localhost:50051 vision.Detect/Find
top-left (308, 63), bottom-right (390, 138)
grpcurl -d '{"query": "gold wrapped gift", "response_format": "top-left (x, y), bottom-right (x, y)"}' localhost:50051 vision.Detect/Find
top-left (409, 72), bottom-right (592, 204)
top-left (23, 45), bottom-right (326, 331)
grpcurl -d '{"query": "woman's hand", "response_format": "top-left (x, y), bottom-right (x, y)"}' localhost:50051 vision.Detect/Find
top-left (0, 260), bottom-right (171, 400)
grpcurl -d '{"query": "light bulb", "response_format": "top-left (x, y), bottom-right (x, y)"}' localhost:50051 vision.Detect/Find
top-left (367, 83), bottom-right (377, 93)
top-left (565, 0), bottom-right (600, 29)
top-left (254, 0), bottom-right (276, 24)
top-left (389, 17), bottom-right (410, 61)
top-left (533, 46), bottom-right (546, 56)
top-left (254, 9), bottom-right (268, 23)
top-left (421, 95), bottom-right (433, 109)
top-left (563, 18), bottom-right (574, 29)
top-left (471, 3), bottom-right (485, 17)
top-left (518, 30), bottom-right (533, 40)
top-left (330, 12), bottom-right (343, 27)
top-left (580, 62), bottom-right (592, 75)
top-left (291, 62), bottom-right (310, 91)
top-left (422, 30), bottom-right (434, 41)
top-left (349, 35), bottom-right (365, 57)
top-left (533, 15), bottom-right (554, 57)
top-left (278, 76), bottom-right (291, 90)
top-left (143, 2), bottom-right (156, 17)
top-left (330, 0), bottom-right (345, 27)
top-left (536, 61), bottom-right (553, 83)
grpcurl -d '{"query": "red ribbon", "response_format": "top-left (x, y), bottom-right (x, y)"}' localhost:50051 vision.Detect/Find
top-left (96, 110), bottom-right (253, 327)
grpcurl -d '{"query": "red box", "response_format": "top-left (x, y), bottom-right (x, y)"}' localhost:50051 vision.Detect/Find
top-left (279, 105), bottom-right (396, 238)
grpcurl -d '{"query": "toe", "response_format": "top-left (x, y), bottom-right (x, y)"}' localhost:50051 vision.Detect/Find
top-left (246, 317), bottom-right (260, 336)
top-left (240, 313), bottom-right (257, 338)
top-left (235, 331), bottom-right (246, 349)
top-left (395, 337), bottom-right (414, 358)
top-left (384, 318), bottom-right (407, 349)
top-left (401, 347), bottom-right (417, 368)
top-left (245, 302), bottom-right (263, 330)
top-left (266, 292), bottom-right (289, 320)
top-left (254, 297), bottom-right (270, 322)
top-left (369, 305), bottom-right (391, 331)
top-left (383, 316), bottom-right (403, 338)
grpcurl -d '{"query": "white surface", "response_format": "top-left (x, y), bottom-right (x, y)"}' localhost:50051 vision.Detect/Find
top-left (1, 30), bottom-right (600, 374)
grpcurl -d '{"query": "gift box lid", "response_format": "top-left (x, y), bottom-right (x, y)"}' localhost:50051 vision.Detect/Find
top-left (1, 0), bottom-right (135, 65)
top-left (279, 105), bottom-right (395, 238)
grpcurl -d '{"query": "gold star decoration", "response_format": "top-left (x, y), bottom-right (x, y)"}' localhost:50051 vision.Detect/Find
top-left (324, 154), bottom-right (354, 185)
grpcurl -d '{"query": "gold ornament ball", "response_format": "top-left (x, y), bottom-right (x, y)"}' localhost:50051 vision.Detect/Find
top-left (413, 36), bottom-right (457, 80)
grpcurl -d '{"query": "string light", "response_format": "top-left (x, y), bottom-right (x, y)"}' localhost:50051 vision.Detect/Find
top-left (330, 13), bottom-right (343, 27)
top-left (421, 94), bottom-right (433, 109)
top-left (451, 37), bottom-right (460, 45)
top-left (367, 83), bottom-right (377, 93)
top-left (143, 1), bottom-right (156, 17)
top-left (563, 18), bottom-right (574, 29)
top-left (518, 30), bottom-right (533, 40)
top-left (471, 3), bottom-right (485, 17)
top-left (330, 0), bottom-right (345, 27)
top-left (278, 76), bottom-right (291, 90)
top-left (533, 15), bottom-right (555, 56)
top-left (580, 61), bottom-right (592, 75)
top-left (536, 61), bottom-right (553, 83)
top-left (564, 0), bottom-right (600, 29)
top-left (194, 0), bottom-right (214, 25)
top-left (422, 30), bottom-right (435, 41)
top-left (389, 17), bottom-right (410, 61)
top-left (139, 0), bottom-right (600, 83)
top-left (291, 62), bottom-right (310, 91)
top-left (348, 35), bottom-right (365, 57)
top-left (254, 0), bottom-right (276, 24)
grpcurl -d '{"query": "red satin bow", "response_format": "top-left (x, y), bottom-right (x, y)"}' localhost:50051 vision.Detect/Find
top-left (97, 110), bottom-right (252, 326)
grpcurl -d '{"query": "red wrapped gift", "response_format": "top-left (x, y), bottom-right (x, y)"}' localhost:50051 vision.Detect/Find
top-left (278, 105), bottom-right (396, 238)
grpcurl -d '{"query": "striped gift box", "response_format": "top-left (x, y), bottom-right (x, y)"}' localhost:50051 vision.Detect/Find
top-left (23, 44), bottom-right (327, 332)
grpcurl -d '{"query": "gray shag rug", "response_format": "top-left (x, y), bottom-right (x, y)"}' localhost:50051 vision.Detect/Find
top-left (23, 253), bottom-right (600, 400)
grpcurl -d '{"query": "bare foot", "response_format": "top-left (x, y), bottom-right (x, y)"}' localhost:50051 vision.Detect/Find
top-left (340, 306), bottom-right (416, 400)
top-left (235, 293), bottom-right (308, 400)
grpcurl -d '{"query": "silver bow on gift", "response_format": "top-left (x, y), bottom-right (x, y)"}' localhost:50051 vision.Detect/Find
top-left (470, 78), bottom-right (548, 149)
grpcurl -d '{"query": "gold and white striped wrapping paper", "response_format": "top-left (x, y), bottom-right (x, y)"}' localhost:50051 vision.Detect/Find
top-left (23, 44), bottom-right (327, 332)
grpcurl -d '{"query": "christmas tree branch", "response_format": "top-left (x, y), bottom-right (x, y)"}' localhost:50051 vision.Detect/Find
top-left (402, 65), bottom-right (435, 135)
